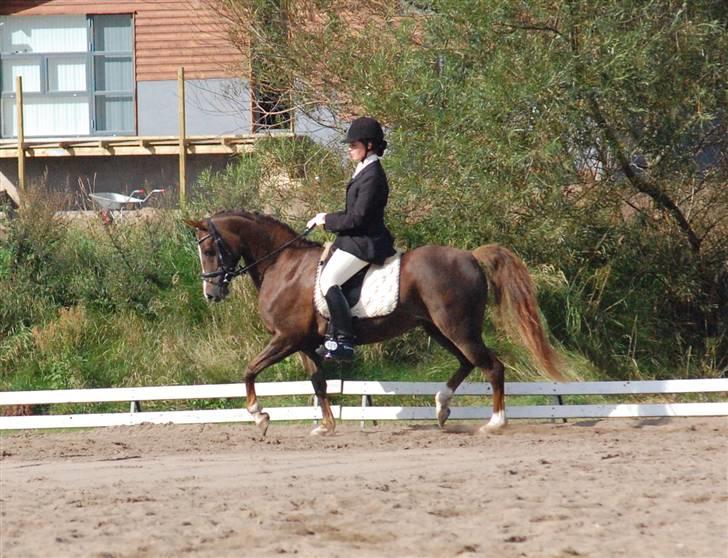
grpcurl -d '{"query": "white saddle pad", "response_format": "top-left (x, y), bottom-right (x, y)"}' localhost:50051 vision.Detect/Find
top-left (314, 252), bottom-right (402, 319)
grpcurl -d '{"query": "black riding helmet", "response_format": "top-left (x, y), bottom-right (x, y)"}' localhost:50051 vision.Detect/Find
top-left (342, 116), bottom-right (387, 157)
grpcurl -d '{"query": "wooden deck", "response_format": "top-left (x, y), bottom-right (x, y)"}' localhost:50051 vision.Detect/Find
top-left (0, 135), bottom-right (276, 158)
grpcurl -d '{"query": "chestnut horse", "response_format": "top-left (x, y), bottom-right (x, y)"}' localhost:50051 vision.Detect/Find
top-left (185, 210), bottom-right (562, 436)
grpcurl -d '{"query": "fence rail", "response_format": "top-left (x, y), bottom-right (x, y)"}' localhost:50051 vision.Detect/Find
top-left (0, 381), bottom-right (342, 406)
top-left (1, 379), bottom-right (726, 430)
top-left (342, 379), bottom-right (728, 396)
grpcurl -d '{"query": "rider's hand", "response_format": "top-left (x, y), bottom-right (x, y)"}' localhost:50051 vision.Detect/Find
top-left (307, 213), bottom-right (327, 229)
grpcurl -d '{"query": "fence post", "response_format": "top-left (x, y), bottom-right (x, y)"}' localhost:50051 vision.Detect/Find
top-left (312, 395), bottom-right (319, 425)
top-left (552, 394), bottom-right (567, 423)
top-left (360, 395), bottom-right (377, 430)
top-left (15, 76), bottom-right (25, 201)
top-left (178, 67), bottom-right (186, 208)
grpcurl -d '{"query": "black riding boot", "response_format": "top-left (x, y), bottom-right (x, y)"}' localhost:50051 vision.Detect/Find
top-left (316, 285), bottom-right (355, 361)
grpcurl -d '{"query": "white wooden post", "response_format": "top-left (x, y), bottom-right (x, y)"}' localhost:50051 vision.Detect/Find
top-left (15, 76), bottom-right (25, 200)
top-left (360, 395), bottom-right (367, 430)
top-left (178, 67), bottom-right (187, 207)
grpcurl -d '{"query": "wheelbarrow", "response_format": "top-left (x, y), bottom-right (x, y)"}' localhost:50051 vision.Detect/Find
top-left (89, 188), bottom-right (166, 210)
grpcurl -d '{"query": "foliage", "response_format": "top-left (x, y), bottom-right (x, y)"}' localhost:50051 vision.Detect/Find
top-left (1, 1), bottom-right (726, 396)
top-left (206, 0), bottom-right (727, 377)
top-left (190, 151), bottom-right (262, 214)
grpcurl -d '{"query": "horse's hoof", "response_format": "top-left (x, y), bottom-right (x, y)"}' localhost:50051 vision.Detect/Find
top-left (310, 424), bottom-right (334, 437)
top-left (255, 412), bottom-right (270, 436)
top-left (437, 407), bottom-right (451, 429)
top-left (435, 388), bottom-right (453, 429)
top-left (480, 412), bottom-right (507, 433)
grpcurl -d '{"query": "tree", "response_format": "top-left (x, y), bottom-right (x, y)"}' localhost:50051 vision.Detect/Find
top-left (207, 0), bottom-right (727, 375)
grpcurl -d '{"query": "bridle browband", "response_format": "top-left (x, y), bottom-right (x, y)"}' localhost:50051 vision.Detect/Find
top-left (197, 217), bottom-right (313, 288)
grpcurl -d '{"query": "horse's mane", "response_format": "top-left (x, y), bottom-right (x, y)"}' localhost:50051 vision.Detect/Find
top-left (214, 209), bottom-right (321, 249)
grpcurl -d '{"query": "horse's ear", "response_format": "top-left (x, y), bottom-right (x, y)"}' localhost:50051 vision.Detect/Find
top-left (183, 218), bottom-right (206, 230)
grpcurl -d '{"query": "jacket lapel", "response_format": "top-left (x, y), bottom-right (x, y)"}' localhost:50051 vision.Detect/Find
top-left (345, 160), bottom-right (378, 204)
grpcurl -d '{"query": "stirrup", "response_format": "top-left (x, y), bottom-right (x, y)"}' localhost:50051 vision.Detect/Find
top-left (316, 337), bottom-right (355, 361)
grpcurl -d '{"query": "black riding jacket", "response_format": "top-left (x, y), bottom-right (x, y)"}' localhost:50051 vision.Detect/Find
top-left (324, 160), bottom-right (396, 265)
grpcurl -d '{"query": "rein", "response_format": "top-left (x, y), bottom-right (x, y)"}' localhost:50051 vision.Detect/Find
top-left (199, 218), bottom-right (314, 287)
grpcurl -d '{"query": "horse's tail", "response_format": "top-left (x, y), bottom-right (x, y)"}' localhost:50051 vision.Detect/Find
top-left (472, 244), bottom-right (563, 381)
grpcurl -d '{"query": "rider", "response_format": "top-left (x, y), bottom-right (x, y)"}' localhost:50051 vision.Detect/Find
top-left (307, 116), bottom-right (396, 361)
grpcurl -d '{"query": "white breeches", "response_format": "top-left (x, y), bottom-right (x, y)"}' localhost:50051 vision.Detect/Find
top-left (320, 249), bottom-right (369, 295)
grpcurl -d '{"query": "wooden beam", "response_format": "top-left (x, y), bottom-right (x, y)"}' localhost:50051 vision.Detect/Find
top-left (15, 76), bottom-right (24, 201)
top-left (0, 183), bottom-right (20, 208)
top-left (178, 67), bottom-right (187, 208)
top-left (0, 134), bottom-right (267, 158)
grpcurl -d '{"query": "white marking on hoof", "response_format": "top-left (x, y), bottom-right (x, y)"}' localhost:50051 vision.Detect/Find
top-left (435, 388), bottom-right (453, 429)
top-left (481, 410), bottom-right (507, 432)
top-left (254, 412), bottom-right (270, 436)
top-left (310, 424), bottom-right (334, 437)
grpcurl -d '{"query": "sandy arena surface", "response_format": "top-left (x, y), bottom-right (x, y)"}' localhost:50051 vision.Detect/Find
top-left (1, 417), bottom-right (726, 558)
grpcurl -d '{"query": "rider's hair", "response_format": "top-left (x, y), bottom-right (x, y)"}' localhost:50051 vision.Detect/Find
top-left (368, 139), bottom-right (388, 157)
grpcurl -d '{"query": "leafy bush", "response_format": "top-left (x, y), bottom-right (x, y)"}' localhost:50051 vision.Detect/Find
top-left (3, 1), bottom-right (727, 391)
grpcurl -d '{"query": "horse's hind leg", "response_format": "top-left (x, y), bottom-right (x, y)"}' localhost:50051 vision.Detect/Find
top-left (428, 324), bottom-right (507, 431)
top-left (478, 350), bottom-right (506, 431)
top-left (299, 351), bottom-right (336, 436)
top-left (423, 324), bottom-right (474, 428)
top-left (449, 338), bottom-right (506, 431)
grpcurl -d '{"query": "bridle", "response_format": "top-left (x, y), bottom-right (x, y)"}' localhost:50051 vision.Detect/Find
top-left (197, 218), bottom-right (313, 289)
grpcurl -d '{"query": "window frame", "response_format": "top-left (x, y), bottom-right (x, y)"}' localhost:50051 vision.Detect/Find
top-left (0, 13), bottom-right (135, 138)
top-left (89, 14), bottom-right (135, 136)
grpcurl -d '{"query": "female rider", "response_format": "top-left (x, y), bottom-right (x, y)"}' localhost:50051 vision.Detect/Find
top-left (307, 116), bottom-right (396, 360)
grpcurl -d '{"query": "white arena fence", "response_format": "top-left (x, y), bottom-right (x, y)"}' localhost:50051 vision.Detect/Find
top-left (0, 378), bottom-right (726, 430)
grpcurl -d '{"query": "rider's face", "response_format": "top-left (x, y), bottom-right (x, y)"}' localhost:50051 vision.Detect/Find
top-left (348, 141), bottom-right (368, 162)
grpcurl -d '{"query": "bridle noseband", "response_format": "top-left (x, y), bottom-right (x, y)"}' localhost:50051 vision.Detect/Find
top-left (198, 219), bottom-right (241, 288)
top-left (197, 218), bottom-right (313, 290)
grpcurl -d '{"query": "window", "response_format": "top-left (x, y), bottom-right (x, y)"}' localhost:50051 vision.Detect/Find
top-left (253, 82), bottom-right (292, 132)
top-left (250, 0), bottom-right (291, 132)
top-left (0, 14), bottom-right (134, 138)
top-left (92, 15), bottom-right (134, 134)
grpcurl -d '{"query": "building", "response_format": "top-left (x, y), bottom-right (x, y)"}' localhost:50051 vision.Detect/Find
top-left (0, 0), bottom-right (295, 207)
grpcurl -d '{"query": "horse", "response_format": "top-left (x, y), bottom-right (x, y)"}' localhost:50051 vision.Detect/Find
top-left (184, 210), bottom-right (562, 436)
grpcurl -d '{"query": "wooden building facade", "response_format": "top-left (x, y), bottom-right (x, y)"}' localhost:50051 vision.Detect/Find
top-left (0, 0), bottom-right (245, 82)
top-left (0, 0), bottom-right (276, 205)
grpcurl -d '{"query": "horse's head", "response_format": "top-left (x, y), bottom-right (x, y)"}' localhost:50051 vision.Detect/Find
top-left (184, 217), bottom-right (239, 302)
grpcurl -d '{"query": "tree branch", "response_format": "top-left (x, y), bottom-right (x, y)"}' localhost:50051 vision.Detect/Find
top-left (588, 95), bottom-right (703, 255)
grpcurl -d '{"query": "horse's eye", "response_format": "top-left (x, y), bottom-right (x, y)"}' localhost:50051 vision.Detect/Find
top-left (203, 250), bottom-right (215, 258)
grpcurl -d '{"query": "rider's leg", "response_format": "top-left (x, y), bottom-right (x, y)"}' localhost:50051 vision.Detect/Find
top-left (325, 285), bottom-right (354, 338)
top-left (317, 249), bottom-right (368, 360)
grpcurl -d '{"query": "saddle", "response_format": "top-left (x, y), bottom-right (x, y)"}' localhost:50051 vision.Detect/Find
top-left (314, 243), bottom-right (402, 319)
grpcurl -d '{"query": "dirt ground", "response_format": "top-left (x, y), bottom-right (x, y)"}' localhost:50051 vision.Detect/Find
top-left (1, 417), bottom-right (726, 558)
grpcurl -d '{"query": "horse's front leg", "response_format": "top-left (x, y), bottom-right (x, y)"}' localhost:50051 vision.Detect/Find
top-left (244, 335), bottom-right (298, 436)
top-left (300, 352), bottom-right (336, 436)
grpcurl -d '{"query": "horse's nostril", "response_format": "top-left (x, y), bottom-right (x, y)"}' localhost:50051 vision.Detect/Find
top-left (205, 294), bottom-right (215, 302)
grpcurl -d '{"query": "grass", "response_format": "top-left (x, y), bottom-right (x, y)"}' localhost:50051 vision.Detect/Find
top-left (1, 164), bottom-right (724, 419)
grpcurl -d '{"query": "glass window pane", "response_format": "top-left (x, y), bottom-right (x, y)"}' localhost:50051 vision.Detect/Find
top-left (26, 96), bottom-right (90, 136)
top-left (1, 98), bottom-right (16, 137)
top-left (2, 96), bottom-right (89, 136)
top-left (48, 55), bottom-right (87, 92)
top-left (93, 15), bottom-right (132, 52)
top-left (94, 55), bottom-right (132, 92)
top-left (95, 95), bottom-right (133, 132)
top-left (1, 58), bottom-right (42, 93)
top-left (0, 16), bottom-right (87, 54)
